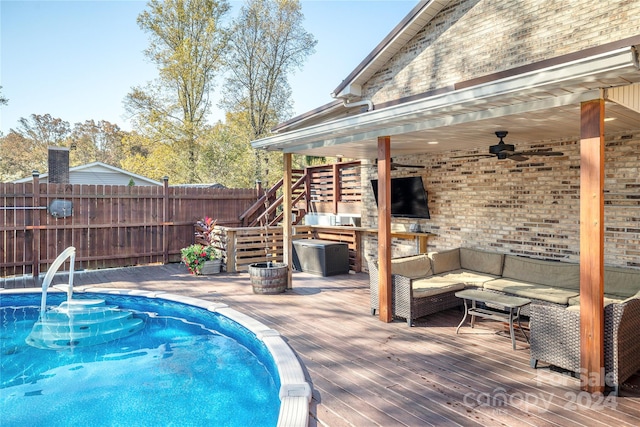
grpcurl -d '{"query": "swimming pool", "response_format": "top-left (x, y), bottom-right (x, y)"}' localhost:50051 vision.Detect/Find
top-left (0, 289), bottom-right (311, 426)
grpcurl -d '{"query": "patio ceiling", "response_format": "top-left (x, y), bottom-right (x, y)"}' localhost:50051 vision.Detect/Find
top-left (253, 47), bottom-right (640, 160)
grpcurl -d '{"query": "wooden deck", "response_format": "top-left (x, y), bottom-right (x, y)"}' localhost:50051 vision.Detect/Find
top-left (5, 264), bottom-right (640, 426)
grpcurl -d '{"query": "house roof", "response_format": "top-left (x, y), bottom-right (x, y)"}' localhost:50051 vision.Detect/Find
top-left (257, 2), bottom-right (640, 159)
top-left (331, 0), bottom-right (452, 100)
top-left (14, 162), bottom-right (163, 186)
top-left (255, 41), bottom-right (640, 159)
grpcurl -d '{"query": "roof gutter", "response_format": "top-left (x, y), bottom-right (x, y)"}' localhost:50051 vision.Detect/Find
top-left (252, 47), bottom-right (639, 152)
top-left (342, 99), bottom-right (373, 112)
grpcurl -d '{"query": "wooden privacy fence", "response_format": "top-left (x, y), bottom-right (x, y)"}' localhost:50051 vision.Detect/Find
top-left (306, 161), bottom-right (362, 215)
top-left (1, 175), bottom-right (258, 280)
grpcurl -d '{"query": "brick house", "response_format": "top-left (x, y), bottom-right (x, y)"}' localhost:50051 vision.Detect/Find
top-left (253, 0), bottom-right (640, 391)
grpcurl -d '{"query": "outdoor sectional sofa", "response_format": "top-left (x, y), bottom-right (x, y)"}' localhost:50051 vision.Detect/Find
top-left (368, 247), bottom-right (640, 325)
top-left (367, 247), bottom-right (640, 394)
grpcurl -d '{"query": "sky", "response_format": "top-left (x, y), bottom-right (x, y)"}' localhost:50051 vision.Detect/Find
top-left (0, 0), bottom-right (418, 135)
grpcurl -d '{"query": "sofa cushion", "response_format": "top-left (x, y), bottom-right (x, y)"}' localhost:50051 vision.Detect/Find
top-left (412, 278), bottom-right (465, 298)
top-left (428, 270), bottom-right (501, 288)
top-left (604, 266), bottom-right (640, 298)
top-left (460, 248), bottom-right (504, 276)
top-left (390, 254), bottom-right (432, 279)
top-left (429, 248), bottom-right (461, 274)
top-left (502, 255), bottom-right (580, 290)
top-left (483, 278), bottom-right (579, 305)
top-left (623, 292), bottom-right (640, 303)
top-left (567, 295), bottom-right (623, 307)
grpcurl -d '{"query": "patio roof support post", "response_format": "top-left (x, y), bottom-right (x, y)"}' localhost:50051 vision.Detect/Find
top-left (283, 152), bottom-right (293, 288)
top-left (377, 136), bottom-right (393, 322)
top-left (579, 98), bottom-right (605, 394)
top-left (332, 163), bottom-right (340, 215)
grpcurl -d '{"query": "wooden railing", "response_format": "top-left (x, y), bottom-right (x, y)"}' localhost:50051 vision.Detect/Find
top-left (217, 225), bottom-right (363, 273)
top-left (239, 170), bottom-right (306, 227)
top-left (217, 224), bottom-right (434, 273)
top-left (238, 161), bottom-right (363, 228)
top-left (306, 161), bottom-right (362, 215)
top-left (214, 226), bottom-right (284, 272)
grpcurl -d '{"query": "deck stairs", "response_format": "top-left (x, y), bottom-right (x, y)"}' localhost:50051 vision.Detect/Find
top-left (239, 169), bottom-right (309, 227)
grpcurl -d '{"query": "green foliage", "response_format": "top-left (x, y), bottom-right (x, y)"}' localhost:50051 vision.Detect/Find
top-left (69, 120), bottom-right (127, 167)
top-left (0, 131), bottom-right (37, 181)
top-left (180, 244), bottom-right (220, 275)
top-left (0, 86), bottom-right (8, 106)
top-left (0, 0), bottom-right (319, 189)
top-left (221, 0), bottom-right (316, 183)
top-left (0, 115), bottom-right (127, 181)
top-left (125, 0), bottom-right (231, 183)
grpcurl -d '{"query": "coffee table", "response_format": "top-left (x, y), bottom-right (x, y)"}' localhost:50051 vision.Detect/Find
top-left (455, 289), bottom-right (531, 350)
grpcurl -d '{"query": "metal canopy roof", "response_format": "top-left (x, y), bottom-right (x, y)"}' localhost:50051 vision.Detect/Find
top-left (252, 47), bottom-right (640, 159)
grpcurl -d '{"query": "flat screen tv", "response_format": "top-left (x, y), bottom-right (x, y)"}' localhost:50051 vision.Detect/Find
top-left (370, 176), bottom-right (431, 219)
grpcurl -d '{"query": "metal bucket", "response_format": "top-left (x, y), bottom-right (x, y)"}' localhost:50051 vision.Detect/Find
top-left (249, 262), bottom-right (288, 294)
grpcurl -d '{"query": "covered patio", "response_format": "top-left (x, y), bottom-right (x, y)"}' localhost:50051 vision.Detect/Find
top-left (16, 264), bottom-right (640, 426)
top-left (252, 1), bottom-right (640, 394)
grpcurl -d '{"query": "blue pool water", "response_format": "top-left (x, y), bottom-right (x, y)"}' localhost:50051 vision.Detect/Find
top-left (0, 293), bottom-right (280, 426)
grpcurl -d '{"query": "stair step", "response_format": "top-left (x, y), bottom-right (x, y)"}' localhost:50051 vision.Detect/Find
top-left (27, 317), bottom-right (144, 349)
top-left (59, 299), bottom-right (107, 309)
top-left (32, 310), bottom-right (135, 332)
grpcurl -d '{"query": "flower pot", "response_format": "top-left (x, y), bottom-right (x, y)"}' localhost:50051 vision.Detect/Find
top-left (249, 262), bottom-right (288, 294)
top-left (201, 259), bottom-right (222, 275)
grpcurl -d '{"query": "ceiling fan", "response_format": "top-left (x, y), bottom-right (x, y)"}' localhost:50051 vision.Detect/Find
top-left (375, 158), bottom-right (425, 170)
top-left (454, 131), bottom-right (564, 161)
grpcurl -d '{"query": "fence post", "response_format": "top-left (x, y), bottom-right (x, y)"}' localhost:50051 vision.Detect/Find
top-left (163, 176), bottom-right (169, 264)
top-left (332, 163), bottom-right (340, 215)
top-left (226, 229), bottom-right (237, 273)
top-left (32, 171), bottom-right (41, 279)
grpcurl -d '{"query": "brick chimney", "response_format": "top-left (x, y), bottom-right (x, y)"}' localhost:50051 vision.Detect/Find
top-left (48, 147), bottom-right (70, 184)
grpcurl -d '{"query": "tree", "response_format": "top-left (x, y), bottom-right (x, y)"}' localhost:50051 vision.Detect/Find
top-left (9, 114), bottom-right (72, 176)
top-left (0, 86), bottom-right (7, 106)
top-left (0, 132), bottom-right (35, 181)
top-left (69, 120), bottom-right (127, 166)
top-left (221, 0), bottom-right (317, 185)
top-left (199, 112), bottom-right (258, 187)
top-left (125, 0), bottom-right (230, 183)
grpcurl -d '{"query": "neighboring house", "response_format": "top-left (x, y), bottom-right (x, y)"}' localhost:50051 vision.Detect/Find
top-left (13, 162), bottom-right (162, 186)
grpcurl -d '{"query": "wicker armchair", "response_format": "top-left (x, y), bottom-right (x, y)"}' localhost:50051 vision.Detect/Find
top-left (368, 260), bottom-right (462, 326)
top-left (530, 298), bottom-right (640, 395)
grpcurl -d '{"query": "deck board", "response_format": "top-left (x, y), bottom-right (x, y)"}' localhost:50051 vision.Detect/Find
top-left (4, 264), bottom-right (640, 426)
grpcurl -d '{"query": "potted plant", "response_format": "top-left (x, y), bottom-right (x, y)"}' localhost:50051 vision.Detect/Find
top-left (195, 217), bottom-right (218, 246)
top-left (188, 216), bottom-right (222, 274)
top-left (181, 244), bottom-right (221, 275)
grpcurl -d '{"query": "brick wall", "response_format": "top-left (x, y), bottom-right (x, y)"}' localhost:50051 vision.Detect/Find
top-left (362, 130), bottom-right (640, 268)
top-left (364, 0), bottom-right (640, 103)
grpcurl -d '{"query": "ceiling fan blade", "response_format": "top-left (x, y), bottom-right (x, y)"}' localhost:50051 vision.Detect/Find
top-left (507, 154), bottom-right (529, 161)
top-left (393, 163), bottom-right (425, 169)
top-left (452, 154), bottom-right (494, 159)
top-left (516, 151), bottom-right (564, 157)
